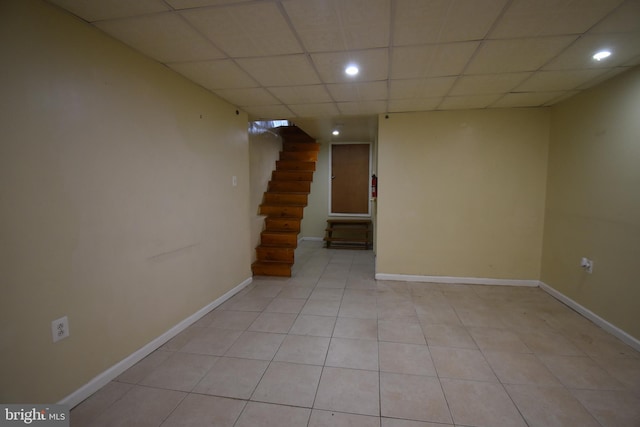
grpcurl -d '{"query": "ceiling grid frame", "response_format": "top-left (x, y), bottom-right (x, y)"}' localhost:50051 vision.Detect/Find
top-left (46, 0), bottom-right (640, 137)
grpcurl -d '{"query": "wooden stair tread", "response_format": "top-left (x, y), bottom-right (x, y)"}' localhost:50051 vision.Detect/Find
top-left (277, 160), bottom-right (316, 164)
top-left (260, 203), bottom-right (307, 208)
top-left (266, 191), bottom-right (309, 195)
top-left (268, 181), bottom-right (311, 190)
top-left (259, 204), bottom-right (305, 217)
top-left (276, 161), bottom-right (316, 171)
top-left (263, 190), bottom-right (308, 195)
top-left (264, 217), bottom-right (301, 232)
top-left (256, 243), bottom-right (296, 250)
top-left (263, 204), bottom-right (307, 209)
top-left (265, 217), bottom-right (301, 222)
top-left (280, 152), bottom-right (318, 161)
top-left (251, 261), bottom-right (293, 277)
top-left (282, 142), bottom-right (320, 151)
top-left (255, 245), bottom-right (294, 263)
top-left (271, 171), bottom-right (313, 181)
top-left (262, 194), bottom-right (308, 201)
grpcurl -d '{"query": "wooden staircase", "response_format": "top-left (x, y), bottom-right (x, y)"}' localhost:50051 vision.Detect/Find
top-left (251, 126), bottom-right (320, 277)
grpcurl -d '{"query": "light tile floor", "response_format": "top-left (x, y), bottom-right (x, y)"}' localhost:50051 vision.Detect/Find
top-left (72, 241), bottom-right (640, 427)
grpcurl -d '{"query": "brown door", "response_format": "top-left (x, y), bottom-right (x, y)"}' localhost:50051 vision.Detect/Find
top-left (331, 144), bottom-right (370, 214)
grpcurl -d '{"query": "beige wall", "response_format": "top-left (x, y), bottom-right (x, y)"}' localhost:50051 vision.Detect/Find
top-left (301, 140), bottom-right (331, 239)
top-left (377, 109), bottom-right (549, 280)
top-left (542, 67), bottom-right (640, 340)
top-left (249, 129), bottom-right (282, 258)
top-left (0, 0), bottom-right (251, 403)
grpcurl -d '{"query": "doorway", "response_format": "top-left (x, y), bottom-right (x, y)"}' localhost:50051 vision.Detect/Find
top-left (330, 143), bottom-right (371, 216)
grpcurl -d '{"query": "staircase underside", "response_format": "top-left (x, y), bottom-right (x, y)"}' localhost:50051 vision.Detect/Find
top-left (251, 126), bottom-right (319, 277)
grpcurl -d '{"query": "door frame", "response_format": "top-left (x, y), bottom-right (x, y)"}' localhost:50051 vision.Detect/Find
top-left (328, 141), bottom-right (373, 217)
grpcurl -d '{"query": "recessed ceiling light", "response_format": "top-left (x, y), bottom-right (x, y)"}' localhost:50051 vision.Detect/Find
top-left (332, 130), bottom-right (340, 136)
top-left (593, 50), bottom-right (612, 61)
top-left (345, 65), bottom-right (359, 76)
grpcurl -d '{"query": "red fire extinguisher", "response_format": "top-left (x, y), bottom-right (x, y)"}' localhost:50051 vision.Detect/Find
top-left (371, 174), bottom-right (377, 198)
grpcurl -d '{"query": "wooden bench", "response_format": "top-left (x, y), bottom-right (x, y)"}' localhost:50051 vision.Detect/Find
top-left (324, 219), bottom-right (372, 250)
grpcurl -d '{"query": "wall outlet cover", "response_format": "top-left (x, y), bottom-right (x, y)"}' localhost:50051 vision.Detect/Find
top-left (52, 316), bottom-right (69, 343)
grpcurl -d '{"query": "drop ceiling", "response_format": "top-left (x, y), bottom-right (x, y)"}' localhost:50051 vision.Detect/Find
top-left (48, 0), bottom-right (640, 138)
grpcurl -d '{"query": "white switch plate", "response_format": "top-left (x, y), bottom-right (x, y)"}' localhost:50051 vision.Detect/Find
top-left (232, 176), bottom-right (237, 187)
top-left (52, 316), bottom-right (69, 343)
top-left (580, 257), bottom-right (593, 274)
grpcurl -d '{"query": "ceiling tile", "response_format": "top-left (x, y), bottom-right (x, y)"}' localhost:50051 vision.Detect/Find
top-left (390, 77), bottom-right (457, 99)
top-left (243, 104), bottom-right (294, 120)
top-left (515, 69), bottom-right (611, 92)
top-left (388, 98), bottom-right (441, 112)
top-left (288, 103), bottom-right (341, 117)
top-left (268, 85), bottom-right (333, 104)
top-left (492, 91), bottom-right (568, 108)
top-left (393, 0), bottom-right (508, 45)
top-left (311, 49), bottom-right (389, 83)
top-left (450, 72), bottom-right (531, 95)
top-left (326, 81), bottom-right (388, 102)
top-left (166, 0), bottom-right (253, 9)
top-left (168, 59), bottom-right (257, 89)
top-left (542, 91), bottom-right (580, 105)
top-left (181, 2), bottom-right (302, 57)
top-left (213, 87), bottom-right (280, 106)
top-left (590, 0), bottom-right (640, 33)
top-left (439, 94), bottom-right (503, 109)
top-left (465, 36), bottom-right (577, 74)
top-left (623, 53), bottom-right (640, 66)
top-left (337, 101), bottom-right (387, 115)
top-left (48, 0), bottom-right (170, 22)
top-left (543, 32), bottom-right (640, 70)
top-left (236, 55), bottom-right (320, 87)
top-left (489, 0), bottom-right (623, 38)
top-left (95, 13), bottom-right (223, 62)
top-left (296, 116), bottom-right (379, 142)
top-left (283, 0), bottom-right (390, 52)
top-left (391, 42), bottom-right (479, 79)
top-left (576, 66), bottom-right (633, 89)
top-left (393, 0), bottom-right (448, 45)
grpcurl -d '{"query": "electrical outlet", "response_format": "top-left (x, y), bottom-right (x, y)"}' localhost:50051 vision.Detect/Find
top-left (51, 316), bottom-right (69, 343)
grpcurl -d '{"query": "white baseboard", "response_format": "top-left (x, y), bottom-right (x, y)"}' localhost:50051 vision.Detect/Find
top-left (539, 281), bottom-right (640, 352)
top-left (375, 273), bottom-right (639, 351)
top-left (59, 276), bottom-right (253, 409)
top-left (374, 273), bottom-right (539, 287)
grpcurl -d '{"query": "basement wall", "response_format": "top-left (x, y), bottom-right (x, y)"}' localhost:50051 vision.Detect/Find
top-left (0, 0), bottom-right (251, 403)
top-left (542, 66), bottom-right (640, 341)
top-left (376, 108), bottom-right (550, 282)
